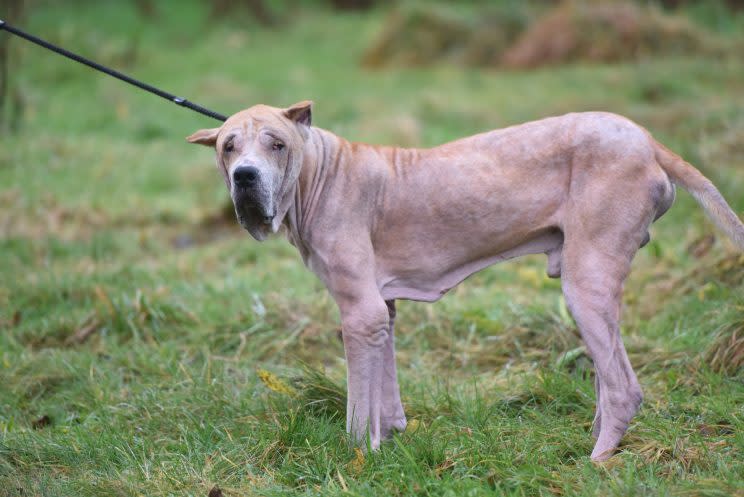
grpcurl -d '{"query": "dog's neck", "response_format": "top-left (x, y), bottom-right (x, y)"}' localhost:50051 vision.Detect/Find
top-left (283, 126), bottom-right (347, 261)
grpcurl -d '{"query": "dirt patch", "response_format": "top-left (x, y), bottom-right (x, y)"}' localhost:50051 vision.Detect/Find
top-left (363, 2), bottom-right (731, 69)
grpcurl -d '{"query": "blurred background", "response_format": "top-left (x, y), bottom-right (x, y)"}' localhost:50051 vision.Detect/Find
top-left (1, 1), bottom-right (743, 495)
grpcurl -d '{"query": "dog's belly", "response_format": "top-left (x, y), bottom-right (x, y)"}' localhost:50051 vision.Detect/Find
top-left (377, 228), bottom-right (563, 302)
top-left (373, 147), bottom-right (568, 302)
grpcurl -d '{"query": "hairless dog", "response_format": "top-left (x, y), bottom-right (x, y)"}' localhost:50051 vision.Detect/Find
top-left (189, 102), bottom-right (744, 461)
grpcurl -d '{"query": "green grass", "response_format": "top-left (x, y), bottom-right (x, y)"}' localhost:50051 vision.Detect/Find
top-left (1, 1), bottom-right (743, 496)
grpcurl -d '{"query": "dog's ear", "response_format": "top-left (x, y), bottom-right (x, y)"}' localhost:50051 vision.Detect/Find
top-left (283, 100), bottom-right (313, 127)
top-left (186, 127), bottom-right (220, 146)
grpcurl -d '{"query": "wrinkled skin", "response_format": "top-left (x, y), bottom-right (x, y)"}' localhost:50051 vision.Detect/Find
top-left (188, 102), bottom-right (744, 461)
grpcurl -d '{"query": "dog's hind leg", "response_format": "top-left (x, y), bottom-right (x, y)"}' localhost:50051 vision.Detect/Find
top-left (561, 235), bottom-right (646, 461)
top-left (381, 300), bottom-right (407, 438)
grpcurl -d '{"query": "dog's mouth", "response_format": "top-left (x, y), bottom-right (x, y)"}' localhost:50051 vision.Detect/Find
top-left (233, 195), bottom-right (277, 241)
top-left (240, 204), bottom-right (275, 225)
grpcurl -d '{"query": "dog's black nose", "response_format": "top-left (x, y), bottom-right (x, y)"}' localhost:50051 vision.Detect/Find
top-left (233, 166), bottom-right (259, 187)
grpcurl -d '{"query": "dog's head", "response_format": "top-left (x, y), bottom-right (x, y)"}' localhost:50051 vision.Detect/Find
top-left (187, 101), bottom-right (312, 241)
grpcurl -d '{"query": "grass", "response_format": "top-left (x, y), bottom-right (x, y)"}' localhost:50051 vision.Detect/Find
top-left (1, 1), bottom-right (743, 496)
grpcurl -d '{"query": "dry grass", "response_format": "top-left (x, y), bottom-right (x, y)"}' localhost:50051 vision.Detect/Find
top-left (704, 321), bottom-right (744, 375)
top-left (362, 1), bottom-right (733, 70)
top-left (361, 3), bottom-right (530, 68)
top-left (501, 1), bottom-right (727, 69)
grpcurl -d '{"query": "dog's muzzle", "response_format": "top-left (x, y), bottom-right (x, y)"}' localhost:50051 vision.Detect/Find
top-left (231, 166), bottom-right (276, 239)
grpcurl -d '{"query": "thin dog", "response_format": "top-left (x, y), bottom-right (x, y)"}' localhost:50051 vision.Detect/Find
top-left (188, 102), bottom-right (744, 461)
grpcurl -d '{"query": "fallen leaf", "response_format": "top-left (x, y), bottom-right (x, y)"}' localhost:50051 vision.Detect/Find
top-left (348, 447), bottom-right (365, 475)
top-left (405, 419), bottom-right (422, 433)
top-left (257, 369), bottom-right (296, 396)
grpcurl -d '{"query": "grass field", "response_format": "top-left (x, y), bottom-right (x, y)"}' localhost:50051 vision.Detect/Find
top-left (1, 1), bottom-right (743, 496)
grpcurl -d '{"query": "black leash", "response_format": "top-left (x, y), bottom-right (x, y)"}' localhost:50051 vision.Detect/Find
top-left (0, 18), bottom-right (228, 122)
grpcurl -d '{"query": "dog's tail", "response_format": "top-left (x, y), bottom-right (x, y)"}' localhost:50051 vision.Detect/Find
top-left (654, 140), bottom-right (744, 250)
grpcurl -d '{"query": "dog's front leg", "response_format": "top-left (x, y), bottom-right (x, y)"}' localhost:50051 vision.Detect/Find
top-left (381, 300), bottom-right (406, 438)
top-left (339, 296), bottom-right (390, 451)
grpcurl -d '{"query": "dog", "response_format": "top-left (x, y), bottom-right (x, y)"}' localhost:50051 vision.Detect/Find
top-left (187, 101), bottom-right (744, 461)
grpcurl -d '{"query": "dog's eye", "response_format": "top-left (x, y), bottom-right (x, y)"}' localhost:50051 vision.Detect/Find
top-left (272, 141), bottom-right (285, 151)
top-left (224, 139), bottom-right (234, 153)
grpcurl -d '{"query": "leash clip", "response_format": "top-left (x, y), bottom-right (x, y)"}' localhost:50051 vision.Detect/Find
top-left (0, 20), bottom-right (6, 28)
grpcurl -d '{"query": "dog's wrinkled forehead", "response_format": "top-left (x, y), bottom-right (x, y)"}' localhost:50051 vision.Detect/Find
top-left (186, 100), bottom-right (312, 151)
top-left (219, 105), bottom-right (297, 148)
